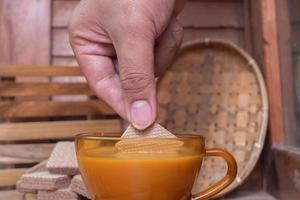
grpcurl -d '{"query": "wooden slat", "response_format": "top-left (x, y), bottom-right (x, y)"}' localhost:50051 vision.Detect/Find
top-left (52, 28), bottom-right (73, 56)
top-left (52, 0), bottom-right (79, 27)
top-left (0, 120), bottom-right (121, 141)
top-left (178, 1), bottom-right (244, 28)
top-left (261, 0), bottom-right (285, 144)
top-left (249, 0), bottom-right (264, 69)
top-left (0, 191), bottom-right (36, 200)
top-left (183, 28), bottom-right (244, 47)
top-left (276, 0), bottom-right (297, 144)
top-left (290, 0), bottom-right (300, 22)
top-left (0, 83), bottom-right (92, 96)
top-left (0, 100), bottom-right (115, 118)
top-left (243, 0), bottom-right (253, 53)
top-left (52, 1), bottom-right (245, 29)
top-left (52, 56), bottom-right (78, 66)
top-left (291, 22), bottom-right (300, 53)
top-left (0, 66), bottom-right (81, 77)
top-left (0, 144), bottom-right (54, 165)
top-left (0, 168), bottom-right (27, 187)
top-left (274, 145), bottom-right (300, 199)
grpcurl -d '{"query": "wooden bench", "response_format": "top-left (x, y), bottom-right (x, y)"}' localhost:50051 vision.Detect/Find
top-left (0, 65), bottom-right (122, 191)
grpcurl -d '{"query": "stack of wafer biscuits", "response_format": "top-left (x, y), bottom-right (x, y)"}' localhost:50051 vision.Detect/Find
top-left (17, 142), bottom-right (91, 200)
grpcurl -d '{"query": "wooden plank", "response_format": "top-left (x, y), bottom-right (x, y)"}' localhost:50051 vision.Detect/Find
top-left (52, 28), bottom-right (74, 56)
top-left (0, 0), bottom-right (50, 65)
top-left (0, 144), bottom-right (54, 165)
top-left (0, 120), bottom-right (121, 141)
top-left (243, 0), bottom-right (253, 53)
top-left (52, 56), bottom-right (78, 66)
top-left (260, 0), bottom-right (285, 144)
top-left (249, 0), bottom-right (264, 69)
top-left (274, 145), bottom-right (300, 199)
top-left (0, 100), bottom-right (115, 118)
top-left (291, 22), bottom-right (300, 53)
top-left (183, 28), bottom-right (244, 47)
top-left (0, 191), bottom-right (36, 200)
top-left (0, 66), bottom-right (81, 77)
top-left (290, 0), bottom-right (300, 22)
top-left (52, 0), bottom-right (79, 27)
top-left (0, 168), bottom-right (27, 187)
top-left (275, 0), bottom-right (297, 144)
top-left (0, 83), bottom-right (92, 96)
top-left (178, 1), bottom-right (244, 28)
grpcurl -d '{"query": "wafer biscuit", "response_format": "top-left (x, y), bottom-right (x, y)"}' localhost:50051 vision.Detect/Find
top-left (70, 175), bottom-right (90, 199)
top-left (37, 188), bottom-right (79, 200)
top-left (19, 171), bottom-right (71, 190)
top-left (47, 142), bottom-right (79, 175)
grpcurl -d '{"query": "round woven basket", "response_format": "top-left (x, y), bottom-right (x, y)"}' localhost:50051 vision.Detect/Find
top-left (157, 39), bottom-right (268, 195)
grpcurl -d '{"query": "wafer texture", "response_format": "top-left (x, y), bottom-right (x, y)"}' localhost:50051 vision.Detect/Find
top-left (19, 171), bottom-right (71, 190)
top-left (116, 123), bottom-right (183, 152)
top-left (122, 123), bottom-right (176, 138)
top-left (16, 180), bottom-right (37, 194)
top-left (37, 188), bottom-right (79, 200)
top-left (70, 175), bottom-right (90, 199)
top-left (115, 139), bottom-right (184, 153)
top-left (46, 142), bottom-right (79, 175)
top-left (17, 162), bottom-right (47, 193)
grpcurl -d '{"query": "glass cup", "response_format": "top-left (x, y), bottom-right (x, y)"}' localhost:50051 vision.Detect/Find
top-left (75, 133), bottom-right (237, 200)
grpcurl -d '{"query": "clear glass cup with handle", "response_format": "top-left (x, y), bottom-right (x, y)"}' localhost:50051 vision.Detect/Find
top-left (75, 133), bottom-right (237, 200)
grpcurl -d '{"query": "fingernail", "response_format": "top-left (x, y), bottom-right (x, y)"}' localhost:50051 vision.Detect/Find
top-left (130, 100), bottom-right (152, 129)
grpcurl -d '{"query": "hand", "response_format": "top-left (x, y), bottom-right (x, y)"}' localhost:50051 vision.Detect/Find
top-left (69, 0), bottom-right (186, 129)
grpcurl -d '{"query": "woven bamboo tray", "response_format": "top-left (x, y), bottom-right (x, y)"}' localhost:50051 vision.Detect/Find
top-left (157, 39), bottom-right (268, 195)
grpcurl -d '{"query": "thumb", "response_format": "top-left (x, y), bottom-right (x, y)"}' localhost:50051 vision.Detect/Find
top-left (114, 33), bottom-right (156, 130)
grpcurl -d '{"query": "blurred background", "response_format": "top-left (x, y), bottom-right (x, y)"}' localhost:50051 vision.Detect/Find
top-left (0, 0), bottom-right (300, 200)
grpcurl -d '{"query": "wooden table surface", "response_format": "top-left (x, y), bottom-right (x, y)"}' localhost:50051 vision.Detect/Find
top-left (0, 190), bottom-right (277, 200)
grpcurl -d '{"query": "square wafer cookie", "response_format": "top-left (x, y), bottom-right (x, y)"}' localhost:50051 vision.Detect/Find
top-left (19, 171), bottom-right (71, 190)
top-left (46, 142), bottom-right (79, 175)
top-left (70, 175), bottom-right (90, 199)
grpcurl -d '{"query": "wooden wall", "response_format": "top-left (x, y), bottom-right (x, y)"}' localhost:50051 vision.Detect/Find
top-left (290, 0), bottom-right (300, 62)
top-left (51, 0), bottom-right (78, 66)
top-left (50, 0), bottom-right (249, 66)
top-left (0, 0), bottom-right (251, 66)
top-left (289, 0), bottom-right (300, 144)
top-left (291, 0), bottom-right (300, 85)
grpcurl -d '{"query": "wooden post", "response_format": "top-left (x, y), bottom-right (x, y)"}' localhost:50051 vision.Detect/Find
top-left (275, 0), bottom-right (297, 145)
top-left (0, 0), bottom-right (51, 65)
top-left (243, 0), bottom-right (253, 54)
top-left (260, 0), bottom-right (285, 144)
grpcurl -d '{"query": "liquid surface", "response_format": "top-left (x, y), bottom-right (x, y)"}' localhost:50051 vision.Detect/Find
top-left (78, 146), bottom-right (203, 200)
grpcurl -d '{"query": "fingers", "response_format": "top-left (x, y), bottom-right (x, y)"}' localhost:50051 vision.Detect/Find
top-left (80, 55), bottom-right (127, 118)
top-left (70, 38), bottom-right (127, 119)
top-left (114, 33), bottom-right (156, 130)
top-left (154, 17), bottom-right (183, 76)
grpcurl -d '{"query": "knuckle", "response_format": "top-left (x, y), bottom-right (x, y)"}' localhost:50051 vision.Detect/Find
top-left (171, 25), bottom-right (184, 46)
top-left (121, 72), bottom-right (154, 95)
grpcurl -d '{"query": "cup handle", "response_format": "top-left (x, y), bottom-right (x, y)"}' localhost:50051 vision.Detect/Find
top-left (191, 148), bottom-right (238, 200)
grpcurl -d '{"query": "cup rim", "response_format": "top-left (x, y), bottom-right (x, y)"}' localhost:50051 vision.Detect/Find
top-left (75, 132), bottom-right (205, 141)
